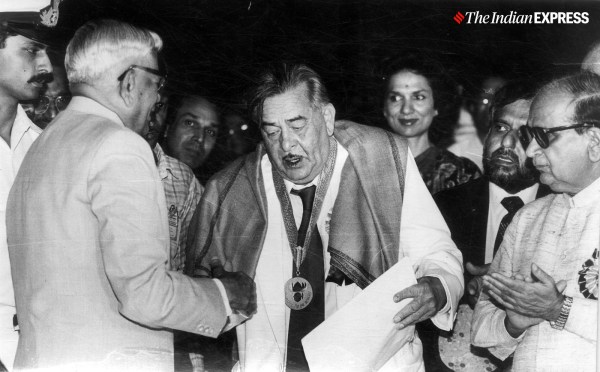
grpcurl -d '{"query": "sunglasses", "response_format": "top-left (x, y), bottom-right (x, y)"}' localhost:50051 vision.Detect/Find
top-left (519, 122), bottom-right (600, 149)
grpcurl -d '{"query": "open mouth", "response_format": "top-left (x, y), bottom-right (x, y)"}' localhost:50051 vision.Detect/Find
top-left (283, 154), bottom-right (303, 168)
top-left (397, 118), bottom-right (418, 126)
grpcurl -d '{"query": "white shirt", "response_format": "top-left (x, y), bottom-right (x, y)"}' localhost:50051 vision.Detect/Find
top-left (484, 182), bottom-right (539, 264)
top-left (236, 141), bottom-right (463, 372)
top-left (0, 105), bottom-right (41, 370)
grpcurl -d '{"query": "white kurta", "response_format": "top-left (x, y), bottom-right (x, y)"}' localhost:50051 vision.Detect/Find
top-left (472, 177), bottom-right (600, 372)
top-left (236, 142), bottom-right (463, 372)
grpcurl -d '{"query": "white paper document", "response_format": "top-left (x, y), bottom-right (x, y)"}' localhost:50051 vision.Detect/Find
top-left (302, 257), bottom-right (418, 372)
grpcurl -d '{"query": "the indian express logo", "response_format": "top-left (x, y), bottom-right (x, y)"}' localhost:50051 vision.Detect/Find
top-left (456, 11), bottom-right (589, 24)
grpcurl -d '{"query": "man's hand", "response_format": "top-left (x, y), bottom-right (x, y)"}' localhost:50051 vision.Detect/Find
top-left (500, 274), bottom-right (544, 337)
top-left (466, 262), bottom-right (490, 308)
top-left (211, 260), bottom-right (257, 316)
top-left (392, 276), bottom-right (447, 330)
top-left (483, 263), bottom-right (566, 322)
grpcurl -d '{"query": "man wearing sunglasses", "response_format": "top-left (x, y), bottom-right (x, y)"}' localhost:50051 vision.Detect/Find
top-left (472, 72), bottom-right (600, 372)
top-left (7, 19), bottom-right (256, 371)
top-left (432, 81), bottom-right (551, 371)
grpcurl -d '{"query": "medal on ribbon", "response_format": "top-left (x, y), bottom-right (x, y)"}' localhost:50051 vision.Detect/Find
top-left (272, 137), bottom-right (337, 311)
top-left (285, 275), bottom-right (314, 310)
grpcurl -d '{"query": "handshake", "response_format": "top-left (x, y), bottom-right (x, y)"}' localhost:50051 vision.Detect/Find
top-left (210, 259), bottom-right (257, 324)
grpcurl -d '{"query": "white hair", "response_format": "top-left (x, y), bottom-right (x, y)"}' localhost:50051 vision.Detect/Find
top-left (65, 19), bottom-right (163, 85)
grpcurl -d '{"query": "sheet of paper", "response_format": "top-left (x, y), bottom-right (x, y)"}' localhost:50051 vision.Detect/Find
top-left (302, 257), bottom-right (417, 372)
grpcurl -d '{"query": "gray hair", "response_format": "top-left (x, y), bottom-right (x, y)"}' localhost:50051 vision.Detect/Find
top-left (537, 71), bottom-right (600, 134)
top-left (248, 63), bottom-right (330, 126)
top-left (65, 19), bottom-right (162, 85)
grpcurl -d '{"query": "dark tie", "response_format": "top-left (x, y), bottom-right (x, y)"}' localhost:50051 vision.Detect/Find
top-left (287, 186), bottom-right (325, 371)
top-left (493, 196), bottom-right (524, 255)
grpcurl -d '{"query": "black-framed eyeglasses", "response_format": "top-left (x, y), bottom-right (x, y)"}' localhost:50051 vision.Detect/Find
top-left (33, 95), bottom-right (72, 115)
top-left (117, 65), bottom-right (167, 93)
top-left (519, 122), bottom-right (600, 149)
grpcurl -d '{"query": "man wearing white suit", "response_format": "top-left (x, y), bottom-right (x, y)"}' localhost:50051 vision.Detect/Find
top-left (7, 19), bottom-right (255, 371)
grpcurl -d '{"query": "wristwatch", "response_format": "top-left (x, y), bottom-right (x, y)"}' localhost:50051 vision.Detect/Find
top-left (549, 295), bottom-right (573, 330)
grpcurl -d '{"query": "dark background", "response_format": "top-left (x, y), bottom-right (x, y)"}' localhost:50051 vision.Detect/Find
top-left (51, 0), bottom-right (600, 127)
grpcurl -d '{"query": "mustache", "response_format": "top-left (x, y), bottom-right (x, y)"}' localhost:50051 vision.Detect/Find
top-left (485, 147), bottom-right (519, 164)
top-left (27, 72), bottom-right (54, 85)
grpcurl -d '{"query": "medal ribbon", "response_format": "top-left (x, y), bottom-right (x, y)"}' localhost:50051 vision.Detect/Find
top-left (272, 136), bottom-right (337, 276)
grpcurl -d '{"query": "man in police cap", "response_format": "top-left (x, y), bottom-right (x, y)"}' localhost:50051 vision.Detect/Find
top-left (0, 1), bottom-right (55, 370)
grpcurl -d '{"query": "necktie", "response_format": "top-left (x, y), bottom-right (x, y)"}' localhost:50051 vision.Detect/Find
top-left (287, 185), bottom-right (325, 371)
top-left (493, 196), bottom-right (524, 255)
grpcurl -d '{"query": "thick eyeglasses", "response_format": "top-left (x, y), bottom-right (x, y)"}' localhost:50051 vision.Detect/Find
top-left (117, 65), bottom-right (167, 93)
top-left (34, 95), bottom-right (72, 115)
top-left (519, 123), bottom-right (600, 149)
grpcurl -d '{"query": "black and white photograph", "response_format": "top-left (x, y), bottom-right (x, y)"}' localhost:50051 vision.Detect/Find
top-left (1, 0), bottom-right (599, 371)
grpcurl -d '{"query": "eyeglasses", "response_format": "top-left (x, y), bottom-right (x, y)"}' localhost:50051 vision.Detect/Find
top-left (117, 65), bottom-right (167, 93)
top-left (33, 95), bottom-right (72, 115)
top-left (519, 122), bottom-right (600, 149)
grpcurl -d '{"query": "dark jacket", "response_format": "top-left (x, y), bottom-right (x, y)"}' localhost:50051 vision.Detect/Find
top-left (434, 176), bottom-right (551, 289)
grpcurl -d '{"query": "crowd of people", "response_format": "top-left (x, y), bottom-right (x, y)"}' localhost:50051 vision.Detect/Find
top-left (0, 2), bottom-right (598, 372)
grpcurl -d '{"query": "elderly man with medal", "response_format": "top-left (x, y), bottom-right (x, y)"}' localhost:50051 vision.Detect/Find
top-left (187, 63), bottom-right (464, 372)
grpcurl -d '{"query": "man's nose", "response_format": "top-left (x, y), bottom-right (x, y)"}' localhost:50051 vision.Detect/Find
top-left (525, 136), bottom-right (541, 158)
top-left (280, 129), bottom-right (296, 152)
top-left (193, 128), bottom-right (205, 144)
top-left (501, 129), bottom-right (518, 149)
top-left (37, 50), bottom-right (52, 75)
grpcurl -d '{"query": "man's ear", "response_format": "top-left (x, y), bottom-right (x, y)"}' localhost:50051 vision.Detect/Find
top-left (322, 103), bottom-right (336, 136)
top-left (586, 127), bottom-right (600, 163)
top-left (119, 70), bottom-right (137, 107)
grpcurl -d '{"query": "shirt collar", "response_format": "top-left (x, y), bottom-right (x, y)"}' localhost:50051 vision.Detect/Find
top-left (571, 176), bottom-right (600, 208)
top-left (284, 174), bottom-right (320, 194)
top-left (11, 104), bottom-right (41, 150)
top-left (489, 181), bottom-right (540, 209)
top-left (153, 144), bottom-right (177, 181)
top-left (66, 96), bottom-right (125, 127)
